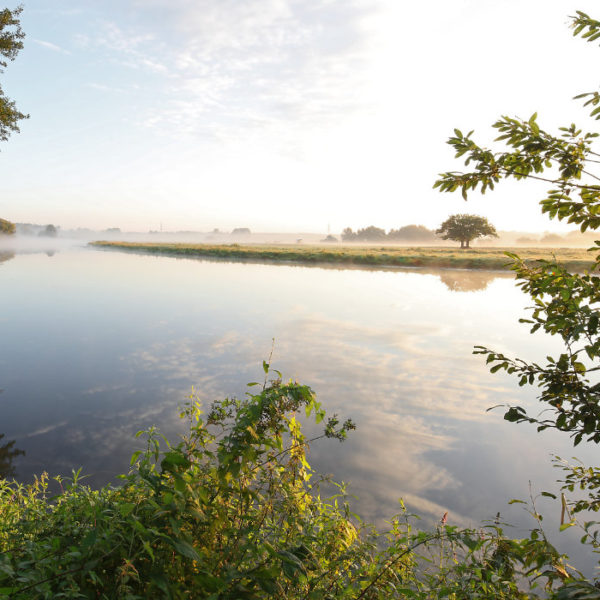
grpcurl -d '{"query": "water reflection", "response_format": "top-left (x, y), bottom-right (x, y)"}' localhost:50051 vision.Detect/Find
top-left (438, 270), bottom-right (508, 292)
top-left (0, 251), bottom-right (14, 265)
top-left (0, 249), bottom-right (595, 571)
top-left (0, 434), bottom-right (24, 479)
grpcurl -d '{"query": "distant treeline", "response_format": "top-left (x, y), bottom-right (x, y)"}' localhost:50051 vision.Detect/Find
top-left (15, 223), bottom-right (60, 237)
top-left (341, 224), bottom-right (435, 242)
top-left (515, 230), bottom-right (599, 245)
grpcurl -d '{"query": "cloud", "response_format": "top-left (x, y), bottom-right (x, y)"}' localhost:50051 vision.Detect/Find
top-left (33, 39), bottom-right (71, 55)
top-left (79, 0), bottom-right (384, 148)
top-left (86, 82), bottom-right (129, 94)
top-left (25, 421), bottom-right (69, 438)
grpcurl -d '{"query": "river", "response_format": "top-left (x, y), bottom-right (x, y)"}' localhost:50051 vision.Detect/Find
top-left (0, 245), bottom-right (596, 572)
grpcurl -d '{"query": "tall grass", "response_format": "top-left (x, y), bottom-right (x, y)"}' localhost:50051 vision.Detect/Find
top-left (90, 241), bottom-right (597, 272)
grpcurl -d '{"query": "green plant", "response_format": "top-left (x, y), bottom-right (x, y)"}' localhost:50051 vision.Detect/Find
top-left (0, 366), bottom-right (573, 598)
top-left (435, 9), bottom-right (600, 595)
top-left (0, 6), bottom-right (27, 144)
top-left (0, 218), bottom-right (14, 235)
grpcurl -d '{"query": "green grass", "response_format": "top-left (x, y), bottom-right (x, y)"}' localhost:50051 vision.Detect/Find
top-left (89, 241), bottom-right (598, 272)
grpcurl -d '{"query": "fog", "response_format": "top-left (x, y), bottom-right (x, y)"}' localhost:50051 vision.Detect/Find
top-left (0, 235), bottom-right (86, 254)
top-left (4, 228), bottom-right (599, 249)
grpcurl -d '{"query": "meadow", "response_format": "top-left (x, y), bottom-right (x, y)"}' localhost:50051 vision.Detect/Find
top-left (90, 241), bottom-right (598, 272)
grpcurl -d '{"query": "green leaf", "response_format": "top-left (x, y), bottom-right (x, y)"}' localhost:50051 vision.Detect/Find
top-left (171, 539), bottom-right (201, 561)
top-left (161, 451), bottom-right (191, 472)
top-left (130, 450), bottom-right (142, 465)
top-left (118, 502), bottom-right (136, 517)
top-left (504, 407), bottom-right (525, 422)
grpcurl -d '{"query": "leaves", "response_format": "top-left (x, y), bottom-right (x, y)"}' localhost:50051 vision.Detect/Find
top-left (0, 368), bottom-right (575, 599)
top-left (0, 7), bottom-right (27, 144)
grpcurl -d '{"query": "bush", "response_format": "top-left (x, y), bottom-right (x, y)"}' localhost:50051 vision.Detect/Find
top-left (0, 369), bottom-right (580, 599)
top-left (0, 218), bottom-right (15, 235)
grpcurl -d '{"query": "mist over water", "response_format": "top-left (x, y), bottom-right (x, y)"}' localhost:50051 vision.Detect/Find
top-left (0, 235), bottom-right (86, 254)
top-left (0, 246), bottom-right (596, 573)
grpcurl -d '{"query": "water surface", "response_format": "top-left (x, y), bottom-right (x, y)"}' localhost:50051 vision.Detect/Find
top-left (0, 247), bottom-right (595, 569)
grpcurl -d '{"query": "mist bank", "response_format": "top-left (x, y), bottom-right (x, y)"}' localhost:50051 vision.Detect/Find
top-left (6, 220), bottom-right (599, 247)
top-left (89, 242), bottom-right (597, 272)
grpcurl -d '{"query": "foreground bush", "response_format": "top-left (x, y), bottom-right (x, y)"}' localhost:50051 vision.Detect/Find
top-left (0, 370), bottom-right (588, 599)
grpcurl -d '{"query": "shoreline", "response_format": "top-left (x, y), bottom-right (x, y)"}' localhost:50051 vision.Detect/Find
top-left (88, 241), bottom-right (597, 272)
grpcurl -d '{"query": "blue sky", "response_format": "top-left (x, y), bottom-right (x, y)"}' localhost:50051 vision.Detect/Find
top-left (1, 0), bottom-right (599, 232)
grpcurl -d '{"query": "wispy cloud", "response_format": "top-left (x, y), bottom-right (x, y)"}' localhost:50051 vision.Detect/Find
top-left (33, 39), bottom-right (71, 55)
top-left (80, 0), bottom-right (383, 146)
top-left (87, 82), bottom-right (129, 93)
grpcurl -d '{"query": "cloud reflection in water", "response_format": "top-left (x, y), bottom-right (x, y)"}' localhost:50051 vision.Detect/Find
top-left (1, 251), bottom-right (589, 538)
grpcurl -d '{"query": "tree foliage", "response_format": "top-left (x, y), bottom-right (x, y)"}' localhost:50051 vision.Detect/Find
top-left (0, 6), bottom-right (27, 144)
top-left (434, 12), bottom-right (600, 443)
top-left (436, 214), bottom-right (498, 248)
top-left (341, 225), bottom-right (435, 242)
top-left (435, 10), bottom-right (600, 589)
top-left (0, 374), bottom-right (575, 598)
top-left (341, 225), bottom-right (387, 242)
top-left (387, 224), bottom-right (436, 242)
top-left (0, 217), bottom-right (14, 235)
top-left (38, 224), bottom-right (57, 237)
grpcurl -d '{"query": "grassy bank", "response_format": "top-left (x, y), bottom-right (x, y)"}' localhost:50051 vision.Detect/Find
top-left (90, 241), bottom-right (598, 271)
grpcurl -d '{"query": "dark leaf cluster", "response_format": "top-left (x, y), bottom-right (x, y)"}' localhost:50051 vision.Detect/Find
top-left (0, 6), bottom-right (27, 144)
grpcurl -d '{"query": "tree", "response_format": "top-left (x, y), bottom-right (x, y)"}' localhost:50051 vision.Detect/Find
top-left (355, 225), bottom-right (387, 241)
top-left (38, 224), bottom-right (57, 237)
top-left (435, 11), bottom-right (600, 591)
top-left (341, 225), bottom-right (386, 242)
top-left (434, 11), bottom-right (600, 440)
top-left (341, 227), bottom-right (356, 241)
top-left (540, 232), bottom-right (564, 245)
top-left (435, 214), bottom-right (498, 248)
top-left (0, 432), bottom-right (23, 478)
top-left (0, 6), bottom-right (27, 144)
top-left (387, 224), bottom-right (436, 242)
top-left (0, 217), bottom-right (14, 235)
top-left (320, 234), bottom-right (338, 243)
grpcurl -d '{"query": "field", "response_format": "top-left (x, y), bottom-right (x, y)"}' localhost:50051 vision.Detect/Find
top-left (90, 241), bottom-right (599, 271)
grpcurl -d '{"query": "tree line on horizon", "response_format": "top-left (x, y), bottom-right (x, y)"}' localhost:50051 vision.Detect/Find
top-left (342, 215), bottom-right (498, 248)
top-left (341, 224), bottom-right (436, 242)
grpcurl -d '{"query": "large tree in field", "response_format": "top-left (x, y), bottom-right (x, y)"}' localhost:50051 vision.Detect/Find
top-left (0, 6), bottom-right (27, 144)
top-left (435, 213), bottom-right (498, 248)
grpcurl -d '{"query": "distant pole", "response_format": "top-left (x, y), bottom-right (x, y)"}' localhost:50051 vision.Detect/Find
top-left (327, 223), bottom-right (330, 234)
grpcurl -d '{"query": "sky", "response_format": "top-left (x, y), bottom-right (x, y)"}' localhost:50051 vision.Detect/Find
top-left (1, 0), bottom-right (600, 233)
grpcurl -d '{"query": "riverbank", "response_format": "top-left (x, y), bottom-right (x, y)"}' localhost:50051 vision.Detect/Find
top-left (89, 241), bottom-right (598, 271)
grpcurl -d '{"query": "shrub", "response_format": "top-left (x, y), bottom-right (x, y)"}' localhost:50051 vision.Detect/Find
top-left (0, 368), bottom-right (579, 598)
